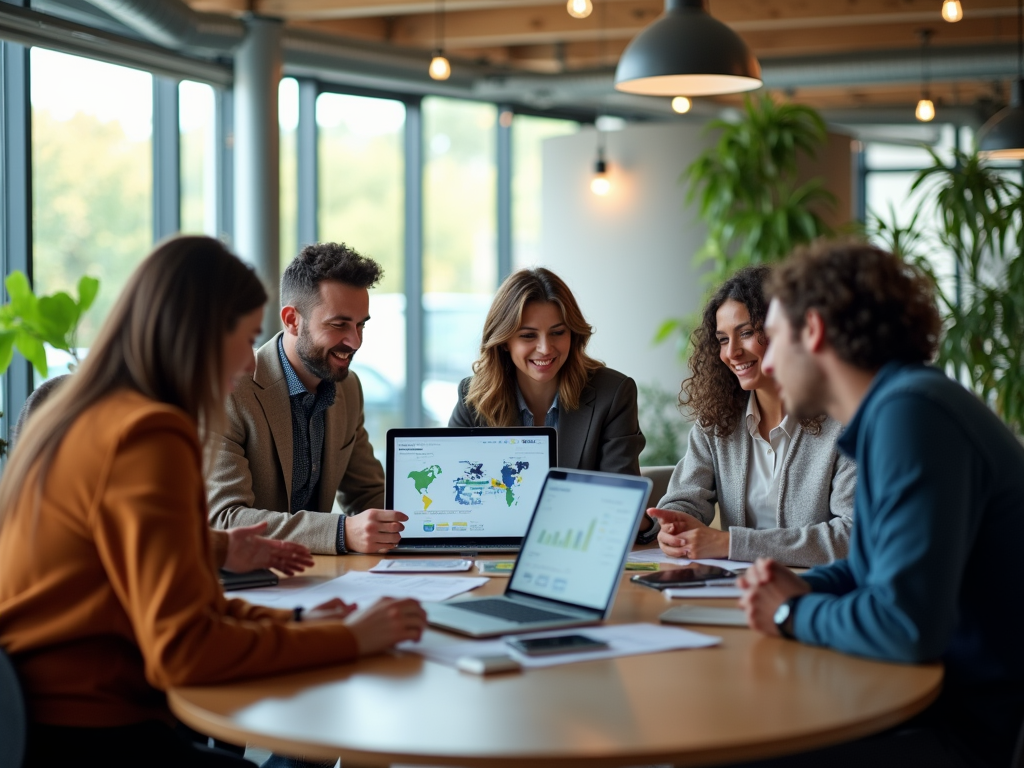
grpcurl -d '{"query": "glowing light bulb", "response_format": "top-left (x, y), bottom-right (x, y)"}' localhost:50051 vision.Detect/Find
top-left (429, 54), bottom-right (451, 81)
top-left (671, 96), bottom-right (692, 114)
top-left (916, 98), bottom-right (936, 122)
top-left (941, 0), bottom-right (963, 22)
top-left (590, 175), bottom-right (610, 196)
top-left (567, 0), bottom-right (593, 19)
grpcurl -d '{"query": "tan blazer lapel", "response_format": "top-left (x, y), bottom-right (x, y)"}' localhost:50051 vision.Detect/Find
top-left (557, 382), bottom-right (596, 469)
top-left (253, 334), bottom-right (296, 511)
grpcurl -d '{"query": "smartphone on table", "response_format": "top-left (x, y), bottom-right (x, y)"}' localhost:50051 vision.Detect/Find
top-left (630, 564), bottom-right (738, 590)
top-left (505, 634), bottom-right (610, 656)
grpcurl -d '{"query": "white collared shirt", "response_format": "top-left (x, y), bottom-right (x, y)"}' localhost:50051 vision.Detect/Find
top-left (744, 394), bottom-right (792, 530)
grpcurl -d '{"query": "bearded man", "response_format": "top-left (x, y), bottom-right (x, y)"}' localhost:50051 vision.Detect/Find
top-left (209, 242), bottom-right (406, 555)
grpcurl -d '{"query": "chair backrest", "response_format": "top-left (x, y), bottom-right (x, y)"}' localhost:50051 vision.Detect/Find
top-left (0, 646), bottom-right (26, 768)
top-left (640, 465), bottom-right (674, 509)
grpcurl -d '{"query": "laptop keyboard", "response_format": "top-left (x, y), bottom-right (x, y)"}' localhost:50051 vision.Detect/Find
top-left (452, 599), bottom-right (572, 623)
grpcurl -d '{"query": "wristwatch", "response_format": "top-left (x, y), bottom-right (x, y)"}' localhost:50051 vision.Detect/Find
top-left (635, 513), bottom-right (661, 546)
top-left (773, 597), bottom-right (800, 640)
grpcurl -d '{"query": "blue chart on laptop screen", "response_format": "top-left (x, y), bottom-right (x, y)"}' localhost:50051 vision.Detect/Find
top-left (392, 435), bottom-right (550, 537)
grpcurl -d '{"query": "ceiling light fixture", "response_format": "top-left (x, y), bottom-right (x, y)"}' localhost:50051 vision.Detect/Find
top-left (978, 0), bottom-right (1024, 159)
top-left (916, 29), bottom-right (936, 123)
top-left (614, 0), bottom-right (761, 97)
top-left (671, 96), bottom-right (692, 113)
top-left (941, 0), bottom-right (963, 22)
top-left (590, 131), bottom-right (610, 196)
top-left (429, 0), bottom-right (451, 81)
top-left (567, 0), bottom-right (593, 20)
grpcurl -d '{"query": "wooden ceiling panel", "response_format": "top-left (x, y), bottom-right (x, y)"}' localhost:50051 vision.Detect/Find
top-left (184, 0), bottom-right (1024, 111)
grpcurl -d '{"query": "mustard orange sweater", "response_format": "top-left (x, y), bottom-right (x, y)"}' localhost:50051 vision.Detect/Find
top-left (0, 390), bottom-right (358, 727)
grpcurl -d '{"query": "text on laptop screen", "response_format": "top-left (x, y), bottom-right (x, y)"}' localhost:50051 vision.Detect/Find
top-left (509, 475), bottom-right (645, 610)
top-left (391, 435), bottom-right (552, 537)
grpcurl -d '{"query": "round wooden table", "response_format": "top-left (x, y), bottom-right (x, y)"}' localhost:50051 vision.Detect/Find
top-left (169, 555), bottom-right (942, 767)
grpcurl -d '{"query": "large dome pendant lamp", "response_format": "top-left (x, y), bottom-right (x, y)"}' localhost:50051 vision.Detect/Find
top-left (614, 0), bottom-right (762, 96)
top-left (978, 0), bottom-right (1024, 159)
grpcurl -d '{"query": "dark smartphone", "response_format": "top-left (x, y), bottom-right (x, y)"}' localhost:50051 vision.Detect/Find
top-left (505, 634), bottom-right (610, 656)
top-left (630, 564), bottom-right (738, 590)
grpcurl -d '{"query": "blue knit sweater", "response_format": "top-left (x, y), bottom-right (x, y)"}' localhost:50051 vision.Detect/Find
top-left (794, 362), bottom-right (1024, 687)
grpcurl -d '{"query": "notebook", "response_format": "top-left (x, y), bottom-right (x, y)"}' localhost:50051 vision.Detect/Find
top-left (386, 427), bottom-right (557, 553)
top-left (424, 468), bottom-right (652, 637)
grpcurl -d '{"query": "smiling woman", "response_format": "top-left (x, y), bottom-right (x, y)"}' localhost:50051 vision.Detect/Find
top-left (649, 265), bottom-right (857, 568)
top-left (448, 268), bottom-right (648, 499)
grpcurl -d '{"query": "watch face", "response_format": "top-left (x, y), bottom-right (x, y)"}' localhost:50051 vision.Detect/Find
top-left (773, 601), bottom-right (791, 627)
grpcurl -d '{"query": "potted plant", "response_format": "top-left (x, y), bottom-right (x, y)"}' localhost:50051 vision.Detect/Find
top-left (870, 147), bottom-right (1024, 434)
top-left (0, 272), bottom-right (99, 455)
top-left (658, 93), bottom-right (836, 356)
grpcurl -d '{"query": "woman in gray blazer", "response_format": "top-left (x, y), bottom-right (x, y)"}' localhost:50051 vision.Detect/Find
top-left (449, 268), bottom-right (656, 542)
top-left (649, 266), bottom-right (856, 567)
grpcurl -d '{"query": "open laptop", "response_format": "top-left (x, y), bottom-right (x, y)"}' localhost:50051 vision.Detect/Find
top-left (386, 427), bottom-right (557, 553)
top-left (424, 468), bottom-right (653, 637)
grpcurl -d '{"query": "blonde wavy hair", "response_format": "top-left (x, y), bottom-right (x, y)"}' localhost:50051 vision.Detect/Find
top-left (465, 268), bottom-right (603, 426)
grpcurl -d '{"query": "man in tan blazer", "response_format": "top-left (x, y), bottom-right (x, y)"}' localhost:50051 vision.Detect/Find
top-left (208, 243), bottom-right (408, 555)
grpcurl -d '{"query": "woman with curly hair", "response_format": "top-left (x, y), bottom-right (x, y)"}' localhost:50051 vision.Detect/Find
top-left (647, 265), bottom-right (856, 567)
top-left (449, 268), bottom-right (657, 542)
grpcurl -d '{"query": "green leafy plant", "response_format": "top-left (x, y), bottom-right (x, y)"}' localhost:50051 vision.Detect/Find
top-left (869, 147), bottom-right (1024, 434)
top-left (0, 272), bottom-right (99, 377)
top-left (658, 94), bottom-right (836, 359)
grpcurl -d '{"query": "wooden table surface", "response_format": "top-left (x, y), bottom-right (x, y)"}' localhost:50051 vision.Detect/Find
top-left (169, 554), bottom-right (942, 767)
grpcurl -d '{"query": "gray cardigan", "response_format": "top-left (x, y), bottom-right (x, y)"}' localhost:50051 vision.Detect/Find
top-left (657, 404), bottom-right (856, 567)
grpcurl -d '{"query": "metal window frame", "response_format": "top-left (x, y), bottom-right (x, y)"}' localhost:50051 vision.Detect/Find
top-left (153, 75), bottom-right (181, 242)
top-left (0, 29), bottom-right (31, 455)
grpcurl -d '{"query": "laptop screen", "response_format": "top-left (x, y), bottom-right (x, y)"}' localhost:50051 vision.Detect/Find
top-left (386, 427), bottom-right (556, 542)
top-left (508, 471), bottom-right (649, 611)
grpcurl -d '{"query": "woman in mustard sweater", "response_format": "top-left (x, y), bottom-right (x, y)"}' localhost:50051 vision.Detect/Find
top-left (0, 237), bottom-right (426, 767)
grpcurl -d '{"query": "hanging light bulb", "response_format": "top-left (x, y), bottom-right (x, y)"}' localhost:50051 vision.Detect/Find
top-left (671, 96), bottom-right (692, 113)
top-left (590, 145), bottom-right (610, 196)
top-left (567, 0), bottom-right (593, 19)
top-left (941, 0), bottom-right (963, 22)
top-left (428, 0), bottom-right (451, 81)
top-left (915, 29), bottom-right (935, 123)
top-left (429, 53), bottom-right (451, 80)
top-left (916, 97), bottom-right (936, 122)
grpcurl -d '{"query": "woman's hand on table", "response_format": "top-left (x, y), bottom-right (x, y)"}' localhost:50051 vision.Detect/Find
top-left (223, 522), bottom-right (315, 576)
top-left (305, 598), bottom-right (358, 622)
top-left (346, 597), bottom-right (428, 655)
top-left (648, 508), bottom-right (731, 559)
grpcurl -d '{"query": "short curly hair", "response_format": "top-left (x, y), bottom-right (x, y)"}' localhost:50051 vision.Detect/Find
top-left (280, 242), bottom-right (383, 314)
top-left (767, 240), bottom-right (941, 370)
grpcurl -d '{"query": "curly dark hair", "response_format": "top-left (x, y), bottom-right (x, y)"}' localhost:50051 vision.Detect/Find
top-left (682, 265), bottom-right (822, 437)
top-left (280, 242), bottom-right (383, 314)
top-left (767, 240), bottom-right (941, 370)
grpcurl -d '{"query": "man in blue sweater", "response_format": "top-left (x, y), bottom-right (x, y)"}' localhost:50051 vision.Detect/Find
top-left (738, 242), bottom-right (1024, 766)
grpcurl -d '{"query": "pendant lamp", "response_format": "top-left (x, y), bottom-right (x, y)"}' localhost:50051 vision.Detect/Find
top-left (614, 0), bottom-right (761, 96)
top-left (978, 0), bottom-right (1024, 159)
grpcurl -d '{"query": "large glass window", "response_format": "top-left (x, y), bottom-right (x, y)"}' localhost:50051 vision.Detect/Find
top-left (512, 114), bottom-right (577, 269)
top-left (179, 80), bottom-right (217, 236)
top-left (318, 92), bottom-right (407, 457)
top-left (31, 48), bottom-right (152, 377)
top-left (422, 97), bottom-right (497, 425)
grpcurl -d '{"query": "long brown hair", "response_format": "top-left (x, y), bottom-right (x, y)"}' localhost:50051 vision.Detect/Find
top-left (0, 236), bottom-right (267, 530)
top-left (683, 265), bottom-right (822, 437)
top-left (466, 268), bottom-right (603, 426)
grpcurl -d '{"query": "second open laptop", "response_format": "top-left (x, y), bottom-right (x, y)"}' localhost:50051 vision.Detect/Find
top-left (386, 427), bottom-right (557, 554)
top-left (424, 468), bottom-right (653, 637)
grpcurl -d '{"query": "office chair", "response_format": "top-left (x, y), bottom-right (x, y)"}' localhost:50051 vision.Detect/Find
top-left (0, 645), bottom-right (26, 768)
